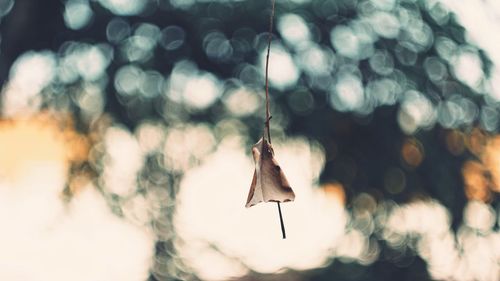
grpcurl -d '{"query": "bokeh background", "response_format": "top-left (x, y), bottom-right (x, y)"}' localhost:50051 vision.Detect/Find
top-left (1, 0), bottom-right (500, 280)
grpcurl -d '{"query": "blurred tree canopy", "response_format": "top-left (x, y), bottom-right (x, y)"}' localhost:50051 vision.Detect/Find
top-left (1, 0), bottom-right (499, 280)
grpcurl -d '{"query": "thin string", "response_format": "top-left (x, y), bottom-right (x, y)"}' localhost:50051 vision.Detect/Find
top-left (264, 0), bottom-right (275, 144)
top-left (263, 0), bottom-right (286, 239)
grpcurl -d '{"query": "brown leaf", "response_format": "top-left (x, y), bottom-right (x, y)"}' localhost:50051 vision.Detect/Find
top-left (246, 138), bottom-right (295, 208)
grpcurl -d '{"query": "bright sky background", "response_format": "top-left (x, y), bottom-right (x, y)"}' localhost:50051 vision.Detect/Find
top-left (1, 1), bottom-right (500, 281)
top-left (0, 118), bottom-right (153, 281)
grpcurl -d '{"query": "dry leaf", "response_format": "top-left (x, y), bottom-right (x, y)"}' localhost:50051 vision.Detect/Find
top-left (245, 138), bottom-right (295, 208)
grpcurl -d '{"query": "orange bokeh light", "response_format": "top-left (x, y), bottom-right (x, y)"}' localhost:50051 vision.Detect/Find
top-left (482, 136), bottom-right (500, 192)
top-left (0, 112), bottom-right (89, 185)
top-left (462, 160), bottom-right (491, 202)
top-left (322, 182), bottom-right (346, 206)
top-left (401, 138), bottom-right (424, 168)
top-left (445, 129), bottom-right (466, 156)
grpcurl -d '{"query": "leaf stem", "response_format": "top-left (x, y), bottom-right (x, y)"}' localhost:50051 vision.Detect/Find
top-left (277, 202), bottom-right (286, 239)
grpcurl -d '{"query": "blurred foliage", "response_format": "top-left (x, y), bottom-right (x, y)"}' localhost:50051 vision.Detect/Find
top-left (1, 0), bottom-right (499, 280)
